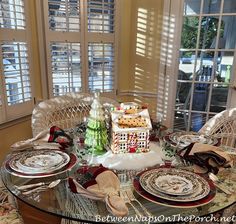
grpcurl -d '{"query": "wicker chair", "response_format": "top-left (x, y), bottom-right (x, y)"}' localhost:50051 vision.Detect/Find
top-left (199, 108), bottom-right (236, 147)
top-left (31, 93), bottom-right (119, 137)
top-left (199, 109), bottom-right (236, 223)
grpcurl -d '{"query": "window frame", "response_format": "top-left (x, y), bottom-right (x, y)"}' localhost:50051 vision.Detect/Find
top-left (37, 0), bottom-right (119, 99)
top-left (0, 0), bottom-right (35, 124)
top-left (160, 0), bottom-right (236, 130)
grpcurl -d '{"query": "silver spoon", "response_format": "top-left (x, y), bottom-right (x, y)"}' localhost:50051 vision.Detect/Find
top-left (22, 179), bottom-right (61, 195)
top-left (17, 179), bottom-right (61, 190)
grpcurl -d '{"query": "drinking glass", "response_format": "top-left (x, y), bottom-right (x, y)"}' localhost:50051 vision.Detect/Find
top-left (160, 139), bottom-right (176, 167)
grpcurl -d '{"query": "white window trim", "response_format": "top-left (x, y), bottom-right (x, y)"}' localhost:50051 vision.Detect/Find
top-left (0, 0), bottom-right (35, 124)
top-left (157, 0), bottom-right (184, 128)
top-left (160, 0), bottom-right (236, 130)
top-left (37, 0), bottom-right (120, 99)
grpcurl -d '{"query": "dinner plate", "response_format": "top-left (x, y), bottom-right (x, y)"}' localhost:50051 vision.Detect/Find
top-left (165, 131), bottom-right (219, 147)
top-left (139, 168), bottom-right (211, 202)
top-left (5, 152), bottom-right (77, 178)
top-left (133, 169), bottom-right (216, 208)
top-left (8, 150), bottom-right (70, 174)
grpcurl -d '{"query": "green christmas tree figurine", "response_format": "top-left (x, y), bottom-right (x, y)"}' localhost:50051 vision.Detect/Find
top-left (85, 92), bottom-right (108, 155)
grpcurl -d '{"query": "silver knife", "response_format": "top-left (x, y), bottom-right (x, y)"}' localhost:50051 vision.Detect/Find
top-left (16, 182), bottom-right (45, 190)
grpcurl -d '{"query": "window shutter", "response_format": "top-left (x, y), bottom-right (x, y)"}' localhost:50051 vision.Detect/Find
top-left (2, 42), bottom-right (31, 105)
top-left (43, 0), bottom-right (117, 97)
top-left (86, 0), bottom-right (116, 94)
top-left (45, 0), bottom-right (83, 97)
top-left (50, 42), bottom-right (82, 96)
top-left (48, 0), bottom-right (80, 32)
top-left (0, 0), bottom-right (25, 29)
top-left (0, 0), bottom-right (34, 122)
top-left (88, 43), bottom-right (114, 92)
top-left (87, 0), bottom-right (114, 33)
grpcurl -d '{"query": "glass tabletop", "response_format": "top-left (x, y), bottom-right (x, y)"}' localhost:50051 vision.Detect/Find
top-left (1, 149), bottom-right (236, 223)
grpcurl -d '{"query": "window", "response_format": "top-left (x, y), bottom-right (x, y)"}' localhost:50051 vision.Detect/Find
top-left (161, 0), bottom-right (236, 131)
top-left (138, 141), bottom-right (146, 148)
top-left (118, 133), bottom-right (127, 141)
top-left (0, 0), bottom-right (34, 123)
top-left (138, 132), bottom-right (146, 140)
top-left (42, 0), bottom-right (117, 97)
top-left (119, 142), bottom-right (127, 151)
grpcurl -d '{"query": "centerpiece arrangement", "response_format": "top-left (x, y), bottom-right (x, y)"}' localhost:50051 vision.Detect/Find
top-left (110, 102), bottom-right (152, 153)
top-left (84, 92), bottom-right (108, 155)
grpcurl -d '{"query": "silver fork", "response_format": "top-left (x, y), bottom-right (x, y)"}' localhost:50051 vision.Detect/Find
top-left (125, 188), bottom-right (153, 217)
top-left (208, 172), bottom-right (232, 195)
top-left (120, 190), bottom-right (143, 217)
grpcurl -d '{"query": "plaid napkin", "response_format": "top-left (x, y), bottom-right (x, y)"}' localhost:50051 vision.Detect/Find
top-left (48, 126), bottom-right (73, 148)
top-left (179, 142), bottom-right (233, 174)
top-left (68, 166), bottom-right (128, 217)
top-left (11, 126), bottom-right (73, 151)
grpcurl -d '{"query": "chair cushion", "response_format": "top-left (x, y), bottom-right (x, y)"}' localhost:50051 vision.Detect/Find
top-left (0, 179), bottom-right (24, 224)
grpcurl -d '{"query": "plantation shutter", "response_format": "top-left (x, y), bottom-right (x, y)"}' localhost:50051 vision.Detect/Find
top-left (88, 43), bottom-right (114, 92)
top-left (43, 0), bottom-right (117, 97)
top-left (86, 0), bottom-right (116, 93)
top-left (45, 0), bottom-right (83, 97)
top-left (0, 0), bottom-right (34, 123)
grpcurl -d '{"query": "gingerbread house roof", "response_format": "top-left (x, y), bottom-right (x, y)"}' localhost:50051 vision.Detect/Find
top-left (111, 108), bottom-right (152, 132)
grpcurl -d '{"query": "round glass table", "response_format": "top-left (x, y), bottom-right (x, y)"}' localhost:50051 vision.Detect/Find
top-left (1, 149), bottom-right (236, 224)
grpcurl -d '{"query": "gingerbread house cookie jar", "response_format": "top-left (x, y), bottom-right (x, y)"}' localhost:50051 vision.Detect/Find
top-left (110, 102), bottom-right (152, 153)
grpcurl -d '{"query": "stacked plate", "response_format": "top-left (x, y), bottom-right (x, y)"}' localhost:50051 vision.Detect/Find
top-left (5, 150), bottom-right (77, 178)
top-left (164, 131), bottom-right (219, 148)
top-left (133, 168), bottom-right (216, 208)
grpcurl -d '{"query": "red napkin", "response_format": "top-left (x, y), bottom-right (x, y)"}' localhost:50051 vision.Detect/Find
top-left (11, 126), bottom-right (72, 151)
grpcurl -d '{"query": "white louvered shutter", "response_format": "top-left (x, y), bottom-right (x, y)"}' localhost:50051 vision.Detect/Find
top-left (87, 0), bottom-right (114, 33)
top-left (45, 0), bottom-right (83, 97)
top-left (50, 42), bottom-right (82, 96)
top-left (0, 0), bottom-right (34, 123)
top-left (43, 0), bottom-right (117, 97)
top-left (86, 0), bottom-right (116, 93)
top-left (88, 43), bottom-right (114, 92)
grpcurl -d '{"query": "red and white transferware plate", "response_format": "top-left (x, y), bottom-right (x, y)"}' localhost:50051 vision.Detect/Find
top-left (139, 168), bottom-right (211, 202)
top-left (134, 168), bottom-right (216, 208)
top-left (5, 151), bottom-right (77, 178)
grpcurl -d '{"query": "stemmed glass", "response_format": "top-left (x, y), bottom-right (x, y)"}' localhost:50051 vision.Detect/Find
top-left (159, 138), bottom-right (176, 167)
top-left (72, 120), bottom-right (90, 167)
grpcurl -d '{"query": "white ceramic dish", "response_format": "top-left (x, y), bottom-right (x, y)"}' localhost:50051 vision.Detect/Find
top-left (9, 150), bottom-right (70, 174)
top-left (140, 168), bottom-right (210, 202)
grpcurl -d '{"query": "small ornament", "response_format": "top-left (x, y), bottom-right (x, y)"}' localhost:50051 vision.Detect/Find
top-left (84, 92), bottom-right (108, 155)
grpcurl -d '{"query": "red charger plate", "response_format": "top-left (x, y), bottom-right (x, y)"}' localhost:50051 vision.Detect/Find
top-left (133, 169), bottom-right (216, 208)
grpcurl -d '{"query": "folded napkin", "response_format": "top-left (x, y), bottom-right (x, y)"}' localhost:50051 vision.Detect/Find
top-left (68, 166), bottom-right (128, 217)
top-left (11, 126), bottom-right (73, 151)
top-left (179, 143), bottom-right (233, 174)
